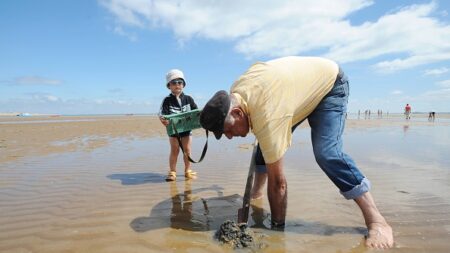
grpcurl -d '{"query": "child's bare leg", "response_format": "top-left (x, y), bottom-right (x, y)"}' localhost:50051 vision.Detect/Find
top-left (169, 137), bottom-right (180, 172)
top-left (180, 136), bottom-right (192, 171)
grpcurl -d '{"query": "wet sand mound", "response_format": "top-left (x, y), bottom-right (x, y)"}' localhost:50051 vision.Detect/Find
top-left (215, 220), bottom-right (255, 248)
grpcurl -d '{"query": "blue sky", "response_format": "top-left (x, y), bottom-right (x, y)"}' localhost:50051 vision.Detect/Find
top-left (1, 0), bottom-right (449, 115)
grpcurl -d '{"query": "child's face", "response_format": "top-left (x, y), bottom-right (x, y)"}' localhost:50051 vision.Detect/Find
top-left (168, 78), bottom-right (184, 95)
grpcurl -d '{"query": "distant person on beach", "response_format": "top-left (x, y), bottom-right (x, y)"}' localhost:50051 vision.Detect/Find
top-left (404, 104), bottom-right (411, 120)
top-left (428, 111), bottom-right (436, 121)
top-left (200, 56), bottom-right (394, 249)
top-left (159, 69), bottom-right (198, 181)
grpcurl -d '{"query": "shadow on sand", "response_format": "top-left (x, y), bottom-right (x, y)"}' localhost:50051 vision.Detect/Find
top-left (130, 182), bottom-right (237, 232)
top-left (107, 172), bottom-right (166, 185)
top-left (129, 180), bottom-right (367, 237)
top-left (249, 201), bottom-right (366, 236)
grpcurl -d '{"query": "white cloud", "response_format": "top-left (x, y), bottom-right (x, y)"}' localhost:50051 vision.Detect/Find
top-left (44, 95), bottom-right (60, 102)
top-left (100, 0), bottom-right (450, 72)
top-left (0, 95), bottom-right (160, 115)
top-left (329, 2), bottom-right (450, 72)
top-left (437, 79), bottom-right (450, 87)
top-left (108, 88), bottom-right (125, 94)
top-left (421, 88), bottom-right (450, 100)
top-left (13, 76), bottom-right (63, 85)
top-left (112, 25), bottom-right (138, 41)
top-left (27, 93), bottom-right (62, 103)
top-left (99, 0), bottom-right (149, 28)
top-left (391, 90), bottom-right (403, 95)
top-left (95, 98), bottom-right (132, 105)
top-left (424, 67), bottom-right (450, 76)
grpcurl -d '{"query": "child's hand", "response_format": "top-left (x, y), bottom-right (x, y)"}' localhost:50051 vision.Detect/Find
top-left (159, 116), bottom-right (169, 126)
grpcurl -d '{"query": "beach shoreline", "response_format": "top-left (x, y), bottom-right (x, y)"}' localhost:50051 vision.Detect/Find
top-left (1, 114), bottom-right (449, 163)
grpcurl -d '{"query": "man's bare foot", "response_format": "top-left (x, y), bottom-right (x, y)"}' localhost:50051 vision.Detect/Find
top-left (365, 222), bottom-right (394, 249)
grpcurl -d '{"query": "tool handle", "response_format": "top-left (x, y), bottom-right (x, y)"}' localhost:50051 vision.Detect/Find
top-left (239, 139), bottom-right (258, 223)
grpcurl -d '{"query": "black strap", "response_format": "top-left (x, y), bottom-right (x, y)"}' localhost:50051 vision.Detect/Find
top-left (172, 124), bottom-right (208, 163)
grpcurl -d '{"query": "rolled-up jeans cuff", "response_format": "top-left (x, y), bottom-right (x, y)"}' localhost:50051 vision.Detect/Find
top-left (255, 165), bottom-right (267, 173)
top-left (341, 178), bottom-right (371, 199)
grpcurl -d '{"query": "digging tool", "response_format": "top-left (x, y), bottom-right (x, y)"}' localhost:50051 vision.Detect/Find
top-left (237, 140), bottom-right (258, 223)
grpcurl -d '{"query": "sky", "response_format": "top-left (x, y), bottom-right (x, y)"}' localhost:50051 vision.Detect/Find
top-left (1, 0), bottom-right (450, 115)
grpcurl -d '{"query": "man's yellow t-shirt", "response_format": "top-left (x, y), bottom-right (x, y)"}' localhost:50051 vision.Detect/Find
top-left (230, 56), bottom-right (339, 164)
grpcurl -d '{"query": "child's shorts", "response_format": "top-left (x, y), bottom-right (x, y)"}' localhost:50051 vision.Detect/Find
top-left (169, 131), bottom-right (192, 138)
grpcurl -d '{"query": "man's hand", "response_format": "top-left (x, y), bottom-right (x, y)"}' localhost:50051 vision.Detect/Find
top-left (266, 157), bottom-right (287, 227)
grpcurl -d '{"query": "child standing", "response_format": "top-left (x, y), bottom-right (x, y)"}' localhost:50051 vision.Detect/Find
top-left (159, 69), bottom-right (198, 181)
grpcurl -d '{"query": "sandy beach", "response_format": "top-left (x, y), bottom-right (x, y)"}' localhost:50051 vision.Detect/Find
top-left (1, 114), bottom-right (450, 252)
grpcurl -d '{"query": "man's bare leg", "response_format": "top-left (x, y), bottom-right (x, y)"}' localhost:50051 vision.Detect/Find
top-left (251, 172), bottom-right (267, 200)
top-left (355, 192), bottom-right (394, 249)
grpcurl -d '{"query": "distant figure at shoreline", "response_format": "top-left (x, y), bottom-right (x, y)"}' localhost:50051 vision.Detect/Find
top-left (404, 104), bottom-right (411, 120)
top-left (377, 109), bottom-right (383, 119)
top-left (428, 111), bottom-right (436, 121)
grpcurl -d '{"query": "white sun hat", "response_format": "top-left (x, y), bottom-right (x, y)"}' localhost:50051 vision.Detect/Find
top-left (166, 69), bottom-right (185, 85)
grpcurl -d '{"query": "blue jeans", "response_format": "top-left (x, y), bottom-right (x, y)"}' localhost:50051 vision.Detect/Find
top-left (255, 68), bottom-right (370, 199)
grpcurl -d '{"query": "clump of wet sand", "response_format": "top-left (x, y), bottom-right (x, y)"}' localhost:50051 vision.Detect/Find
top-left (215, 220), bottom-right (255, 248)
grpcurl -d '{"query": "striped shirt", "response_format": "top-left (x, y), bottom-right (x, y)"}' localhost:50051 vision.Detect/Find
top-left (159, 92), bottom-right (198, 116)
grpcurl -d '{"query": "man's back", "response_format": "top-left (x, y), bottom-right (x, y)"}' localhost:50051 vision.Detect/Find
top-left (230, 56), bottom-right (339, 163)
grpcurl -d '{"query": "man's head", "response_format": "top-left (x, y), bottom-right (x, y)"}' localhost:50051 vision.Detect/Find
top-left (200, 90), bottom-right (250, 140)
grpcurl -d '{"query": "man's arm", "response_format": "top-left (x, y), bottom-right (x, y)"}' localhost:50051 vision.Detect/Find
top-left (266, 157), bottom-right (287, 226)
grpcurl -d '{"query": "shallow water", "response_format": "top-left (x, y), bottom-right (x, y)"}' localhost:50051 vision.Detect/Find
top-left (1, 123), bottom-right (449, 252)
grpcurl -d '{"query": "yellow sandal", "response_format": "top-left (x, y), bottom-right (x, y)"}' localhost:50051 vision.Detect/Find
top-left (165, 171), bottom-right (177, 182)
top-left (184, 169), bottom-right (197, 179)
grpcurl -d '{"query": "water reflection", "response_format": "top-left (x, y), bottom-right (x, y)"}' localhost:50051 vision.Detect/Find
top-left (130, 182), bottom-right (241, 232)
top-left (403, 124), bottom-right (410, 135)
top-left (169, 180), bottom-right (196, 230)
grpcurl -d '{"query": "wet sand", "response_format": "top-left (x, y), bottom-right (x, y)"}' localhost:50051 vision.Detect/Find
top-left (1, 114), bottom-right (450, 252)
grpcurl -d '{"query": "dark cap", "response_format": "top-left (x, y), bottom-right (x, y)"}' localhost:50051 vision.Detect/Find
top-left (200, 90), bottom-right (231, 140)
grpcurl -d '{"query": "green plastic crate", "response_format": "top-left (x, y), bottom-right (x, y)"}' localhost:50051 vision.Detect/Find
top-left (163, 109), bottom-right (202, 136)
